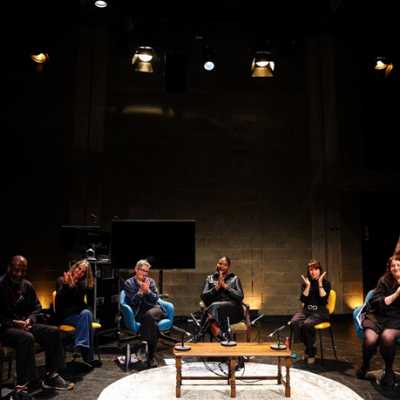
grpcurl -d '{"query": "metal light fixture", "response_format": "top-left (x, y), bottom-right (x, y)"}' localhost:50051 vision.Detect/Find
top-left (202, 46), bottom-right (216, 71)
top-left (132, 46), bottom-right (156, 73)
top-left (94, 0), bottom-right (108, 8)
top-left (374, 56), bottom-right (394, 78)
top-left (30, 52), bottom-right (49, 72)
top-left (251, 50), bottom-right (275, 78)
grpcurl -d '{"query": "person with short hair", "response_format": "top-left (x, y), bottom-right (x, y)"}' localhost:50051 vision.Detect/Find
top-left (197, 256), bottom-right (244, 341)
top-left (0, 255), bottom-right (74, 393)
top-left (356, 256), bottom-right (400, 387)
top-left (290, 259), bottom-right (331, 365)
top-left (123, 259), bottom-right (166, 368)
top-left (55, 259), bottom-right (101, 368)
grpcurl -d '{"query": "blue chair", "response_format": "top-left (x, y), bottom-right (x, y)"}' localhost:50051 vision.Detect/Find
top-left (119, 290), bottom-right (175, 370)
top-left (353, 289), bottom-right (400, 344)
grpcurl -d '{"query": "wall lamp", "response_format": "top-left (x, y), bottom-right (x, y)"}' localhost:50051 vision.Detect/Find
top-left (251, 50), bottom-right (275, 78)
top-left (131, 46), bottom-right (156, 73)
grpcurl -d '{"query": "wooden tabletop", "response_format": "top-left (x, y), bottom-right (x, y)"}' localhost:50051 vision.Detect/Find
top-left (173, 342), bottom-right (291, 357)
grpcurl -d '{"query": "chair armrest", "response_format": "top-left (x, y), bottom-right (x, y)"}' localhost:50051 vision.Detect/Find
top-left (120, 303), bottom-right (140, 333)
top-left (158, 299), bottom-right (175, 321)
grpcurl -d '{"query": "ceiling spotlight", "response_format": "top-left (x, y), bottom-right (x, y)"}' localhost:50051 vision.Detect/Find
top-left (374, 56), bottom-right (394, 78)
top-left (30, 52), bottom-right (49, 64)
top-left (94, 0), bottom-right (108, 8)
top-left (202, 46), bottom-right (216, 72)
top-left (251, 50), bottom-right (275, 78)
top-left (30, 52), bottom-right (49, 72)
top-left (132, 46), bottom-right (156, 73)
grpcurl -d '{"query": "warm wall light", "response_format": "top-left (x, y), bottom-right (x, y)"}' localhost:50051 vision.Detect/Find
top-left (374, 56), bottom-right (394, 78)
top-left (30, 52), bottom-right (49, 72)
top-left (251, 51), bottom-right (275, 78)
top-left (132, 46), bottom-right (156, 73)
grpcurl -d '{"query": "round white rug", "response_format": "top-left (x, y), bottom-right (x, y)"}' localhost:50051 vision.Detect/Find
top-left (98, 362), bottom-right (363, 400)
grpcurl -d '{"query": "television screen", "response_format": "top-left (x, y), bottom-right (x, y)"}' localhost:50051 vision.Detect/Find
top-left (111, 219), bottom-right (196, 270)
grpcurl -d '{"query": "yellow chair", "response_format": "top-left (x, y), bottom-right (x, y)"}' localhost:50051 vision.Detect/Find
top-left (52, 291), bottom-right (102, 360)
top-left (314, 289), bottom-right (337, 362)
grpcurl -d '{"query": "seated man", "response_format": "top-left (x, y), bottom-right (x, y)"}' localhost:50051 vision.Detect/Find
top-left (123, 259), bottom-right (166, 368)
top-left (0, 255), bottom-right (74, 394)
top-left (196, 256), bottom-right (244, 341)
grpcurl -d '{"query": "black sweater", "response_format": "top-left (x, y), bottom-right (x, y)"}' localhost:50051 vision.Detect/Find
top-left (300, 279), bottom-right (331, 311)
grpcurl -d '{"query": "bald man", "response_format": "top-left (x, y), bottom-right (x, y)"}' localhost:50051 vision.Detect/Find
top-left (0, 255), bottom-right (74, 393)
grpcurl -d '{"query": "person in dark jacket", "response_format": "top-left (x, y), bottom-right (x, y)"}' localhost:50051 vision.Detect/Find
top-left (356, 256), bottom-right (400, 387)
top-left (55, 259), bottom-right (101, 367)
top-left (0, 255), bottom-right (74, 393)
top-left (290, 259), bottom-right (331, 365)
top-left (196, 256), bottom-right (244, 340)
top-left (124, 259), bottom-right (166, 368)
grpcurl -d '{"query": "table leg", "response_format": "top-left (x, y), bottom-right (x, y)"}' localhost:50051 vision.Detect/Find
top-left (176, 356), bottom-right (182, 397)
top-left (285, 357), bottom-right (291, 397)
top-left (229, 358), bottom-right (236, 397)
top-left (277, 356), bottom-right (282, 384)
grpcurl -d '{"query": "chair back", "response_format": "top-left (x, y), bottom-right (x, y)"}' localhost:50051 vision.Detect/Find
top-left (353, 289), bottom-right (375, 339)
top-left (119, 290), bottom-right (174, 333)
top-left (327, 289), bottom-right (336, 314)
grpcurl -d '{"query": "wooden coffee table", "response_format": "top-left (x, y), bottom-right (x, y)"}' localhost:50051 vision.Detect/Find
top-left (173, 342), bottom-right (292, 398)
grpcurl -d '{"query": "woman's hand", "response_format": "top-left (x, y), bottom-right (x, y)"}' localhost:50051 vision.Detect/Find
top-left (318, 271), bottom-right (327, 285)
top-left (63, 271), bottom-right (75, 287)
top-left (301, 275), bottom-right (310, 287)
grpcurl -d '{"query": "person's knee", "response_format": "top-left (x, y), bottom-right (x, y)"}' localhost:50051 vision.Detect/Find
top-left (80, 309), bottom-right (93, 321)
top-left (380, 331), bottom-right (398, 347)
top-left (18, 331), bottom-right (35, 346)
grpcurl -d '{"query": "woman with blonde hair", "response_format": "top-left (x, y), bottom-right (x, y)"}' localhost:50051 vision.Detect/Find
top-left (55, 259), bottom-right (101, 367)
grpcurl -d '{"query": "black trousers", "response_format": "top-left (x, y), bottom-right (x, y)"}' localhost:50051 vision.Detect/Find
top-left (201, 301), bottom-right (243, 335)
top-left (136, 305), bottom-right (166, 357)
top-left (1, 323), bottom-right (65, 385)
top-left (290, 310), bottom-right (329, 357)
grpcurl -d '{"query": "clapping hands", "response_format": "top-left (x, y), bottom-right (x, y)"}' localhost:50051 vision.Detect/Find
top-left (63, 271), bottom-right (75, 287)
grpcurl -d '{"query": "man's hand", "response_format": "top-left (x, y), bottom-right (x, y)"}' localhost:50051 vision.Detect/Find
top-left (140, 279), bottom-right (150, 294)
top-left (13, 320), bottom-right (31, 330)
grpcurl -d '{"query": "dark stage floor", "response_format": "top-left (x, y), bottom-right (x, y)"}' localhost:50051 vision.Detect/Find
top-left (1, 315), bottom-right (399, 399)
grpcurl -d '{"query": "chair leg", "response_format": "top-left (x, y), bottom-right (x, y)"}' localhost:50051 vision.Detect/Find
top-left (318, 330), bottom-right (324, 363)
top-left (289, 324), bottom-right (293, 350)
top-left (329, 326), bottom-right (338, 360)
top-left (125, 343), bottom-right (131, 372)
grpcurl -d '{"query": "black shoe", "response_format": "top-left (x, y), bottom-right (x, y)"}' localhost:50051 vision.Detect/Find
top-left (356, 365), bottom-right (368, 380)
top-left (41, 373), bottom-right (75, 391)
top-left (380, 370), bottom-right (395, 388)
top-left (82, 358), bottom-right (103, 368)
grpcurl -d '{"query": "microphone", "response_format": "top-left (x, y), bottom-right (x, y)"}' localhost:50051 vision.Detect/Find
top-left (174, 326), bottom-right (192, 352)
top-left (267, 322), bottom-right (289, 350)
top-left (221, 317), bottom-right (237, 347)
top-left (267, 323), bottom-right (287, 338)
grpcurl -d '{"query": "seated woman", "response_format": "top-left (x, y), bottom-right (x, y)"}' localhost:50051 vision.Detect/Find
top-left (357, 256), bottom-right (400, 387)
top-left (123, 259), bottom-right (166, 368)
top-left (197, 256), bottom-right (244, 341)
top-left (290, 259), bottom-right (331, 365)
top-left (55, 259), bottom-right (101, 367)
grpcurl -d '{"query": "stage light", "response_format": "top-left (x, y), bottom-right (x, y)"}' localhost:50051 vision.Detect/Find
top-left (373, 56), bottom-right (394, 78)
top-left (30, 52), bottom-right (49, 72)
top-left (132, 46), bottom-right (156, 73)
top-left (251, 50), bottom-right (275, 78)
top-left (94, 0), bottom-right (108, 8)
top-left (202, 46), bottom-right (216, 71)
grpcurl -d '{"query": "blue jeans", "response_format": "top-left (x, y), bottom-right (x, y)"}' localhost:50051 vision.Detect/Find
top-left (64, 309), bottom-right (94, 361)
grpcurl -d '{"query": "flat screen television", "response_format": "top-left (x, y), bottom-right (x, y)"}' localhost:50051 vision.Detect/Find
top-left (111, 219), bottom-right (196, 270)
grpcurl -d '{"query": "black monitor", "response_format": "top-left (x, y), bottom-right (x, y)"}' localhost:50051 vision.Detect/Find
top-left (111, 219), bottom-right (196, 270)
